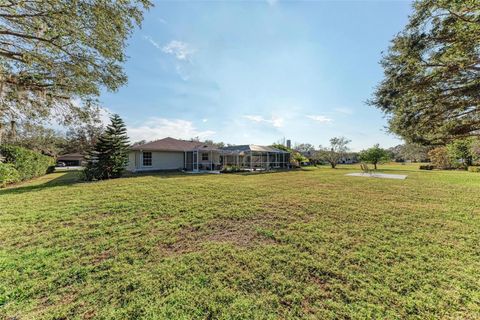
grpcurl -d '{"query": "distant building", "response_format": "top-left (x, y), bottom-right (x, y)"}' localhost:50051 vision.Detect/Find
top-left (339, 153), bottom-right (358, 164)
top-left (57, 153), bottom-right (85, 166)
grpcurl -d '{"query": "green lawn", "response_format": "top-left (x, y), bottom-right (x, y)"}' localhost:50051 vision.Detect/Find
top-left (1, 164), bottom-right (479, 319)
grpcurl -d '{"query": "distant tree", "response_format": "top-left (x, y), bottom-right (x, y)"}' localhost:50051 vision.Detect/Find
top-left (401, 143), bottom-right (431, 162)
top-left (446, 138), bottom-right (475, 168)
top-left (428, 147), bottom-right (451, 169)
top-left (472, 139), bottom-right (480, 164)
top-left (274, 137), bottom-right (287, 146)
top-left (390, 143), bottom-right (431, 162)
top-left (204, 139), bottom-right (226, 148)
top-left (359, 144), bottom-right (391, 170)
top-left (84, 114), bottom-right (129, 180)
top-left (271, 144), bottom-right (289, 152)
top-left (61, 122), bottom-right (104, 155)
top-left (3, 122), bottom-right (66, 156)
top-left (318, 137), bottom-right (351, 168)
top-left (0, 0), bottom-right (151, 138)
top-left (294, 143), bottom-right (315, 154)
top-left (132, 140), bottom-right (147, 146)
top-left (369, 0), bottom-right (480, 144)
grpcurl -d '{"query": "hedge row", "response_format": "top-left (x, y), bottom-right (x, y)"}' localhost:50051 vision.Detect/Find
top-left (0, 145), bottom-right (55, 187)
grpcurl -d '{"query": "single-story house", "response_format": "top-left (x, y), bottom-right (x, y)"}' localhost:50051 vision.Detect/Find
top-left (128, 137), bottom-right (291, 172)
top-left (339, 153), bottom-right (359, 164)
top-left (57, 153), bottom-right (85, 166)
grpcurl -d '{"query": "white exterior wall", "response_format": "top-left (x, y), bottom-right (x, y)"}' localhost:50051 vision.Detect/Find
top-left (127, 151), bottom-right (185, 171)
top-left (197, 151), bottom-right (221, 166)
top-left (126, 151), bottom-right (137, 171)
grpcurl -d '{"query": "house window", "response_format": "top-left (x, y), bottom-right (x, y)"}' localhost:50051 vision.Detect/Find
top-left (202, 152), bottom-right (209, 161)
top-left (143, 152), bottom-right (152, 166)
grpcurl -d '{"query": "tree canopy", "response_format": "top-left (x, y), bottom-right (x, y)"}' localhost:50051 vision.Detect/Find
top-left (359, 144), bottom-right (390, 169)
top-left (0, 0), bottom-right (151, 128)
top-left (389, 143), bottom-right (431, 162)
top-left (370, 0), bottom-right (480, 144)
top-left (317, 137), bottom-right (350, 168)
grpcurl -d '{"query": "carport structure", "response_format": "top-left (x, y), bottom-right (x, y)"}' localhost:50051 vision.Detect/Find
top-left (57, 153), bottom-right (85, 166)
top-left (220, 145), bottom-right (290, 170)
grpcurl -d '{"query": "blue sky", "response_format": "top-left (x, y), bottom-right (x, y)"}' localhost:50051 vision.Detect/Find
top-left (100, 0), bottom-right (413, 151)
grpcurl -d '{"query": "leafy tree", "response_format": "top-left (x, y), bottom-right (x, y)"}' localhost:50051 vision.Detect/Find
top-left (2, 122), bottom-right (66, 156)
top-left (204, 140), bottom-right (226, 148)
top-left (428, 147), bottom-right (451, 169)
top-left (132, 139), bottom-right (147, 146)
top-left (389, 143), bottom-right (431, 162)
top-left (61, 122), bottom-right (104, 155)
top-left (83, 114), bottom-right (129, 180)
top-left (0, 0), bottom-right (151, 137)
top-left (446, 138), bottom-right (475, 168)
top-left (294, 143), bottom-right (315, 154)
top-left (370, 0), bottom-right (480, 144)
top-left (271, 144), bottom-right (289, 152)
top-left (317, 137), bottom-right (351, 168)
top-left (359, 144), bottom-right (391, 170)
top-left (472, 139), bottom-right (480, 164)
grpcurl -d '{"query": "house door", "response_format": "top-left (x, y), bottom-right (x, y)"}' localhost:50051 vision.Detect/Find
top-left (193, 151), bottom-right (198, 171)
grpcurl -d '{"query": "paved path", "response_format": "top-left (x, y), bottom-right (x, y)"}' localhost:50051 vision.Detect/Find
top-left (346, 172), bottom-right (407, 180)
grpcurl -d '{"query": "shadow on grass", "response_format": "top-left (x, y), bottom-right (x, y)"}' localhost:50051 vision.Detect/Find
top-left (0, 171), bottom-right (82, 195)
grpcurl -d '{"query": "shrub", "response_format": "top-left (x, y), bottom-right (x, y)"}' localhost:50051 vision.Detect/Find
top-left (46, 165), bottom-right (56, 174)
top-left (0, 163), bottom-right (20, 187)
top-left (468, 166), bottom-right (480, 173)
top-left (221, 165), bottom-right (242, 173)
top-left (419, 165), bottom-right (435, 170)
top-left (0, 145), bottom-right (55, 181)
top-left (428, 147), bottom-right (451, 169)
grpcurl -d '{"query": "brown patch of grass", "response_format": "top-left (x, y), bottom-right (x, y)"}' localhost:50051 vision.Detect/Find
top-left (91, 250), bottom-right (112, 265)
top-left (160, 216), bottom-right (284, 254)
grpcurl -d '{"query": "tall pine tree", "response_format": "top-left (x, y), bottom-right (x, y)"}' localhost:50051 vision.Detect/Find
top-left (84, 114), bottom-right (130, 180)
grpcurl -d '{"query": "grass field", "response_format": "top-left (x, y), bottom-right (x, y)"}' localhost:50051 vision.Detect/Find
top-left (1, 164), bottom-right (479, 319)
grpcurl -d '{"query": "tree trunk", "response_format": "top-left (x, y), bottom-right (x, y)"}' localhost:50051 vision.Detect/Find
top-left (330, 162), bottom-right (336, 169)
top-left (374, 162), bottom-right (377, 170)
top-left (8, 120), bottom-right (16, 141)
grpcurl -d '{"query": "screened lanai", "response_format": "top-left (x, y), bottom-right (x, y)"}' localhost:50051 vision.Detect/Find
top-left (220, 145), bottom-right (290, 170)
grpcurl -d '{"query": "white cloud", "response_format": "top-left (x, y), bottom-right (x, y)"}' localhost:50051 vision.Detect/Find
top-left (158, 18), bottom-right (167, 24)
top-left (175, 64), bottom-right (191, 81)
top-left (334, 107), bottom-right (353, 115)
top-left (243, 115), bottom-right (284, 128)
top-left (306, 115), bottom-right (333, 123)
top-left (162, 40), bottom-right (196, 61)
top-left (127, 118), bottom-right (215, 142)
top-left (266, 0), bottom-right (278, 6)
top-left (202, 118), bottom-right (208, 123)
top-left (143, 35), bottom-right (161, 49)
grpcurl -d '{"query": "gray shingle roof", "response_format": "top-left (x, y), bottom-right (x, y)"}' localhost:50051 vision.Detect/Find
top-left (130, 137), bottom-right (218, 151)
top-left (130, 138), bottom-right (289, 154)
